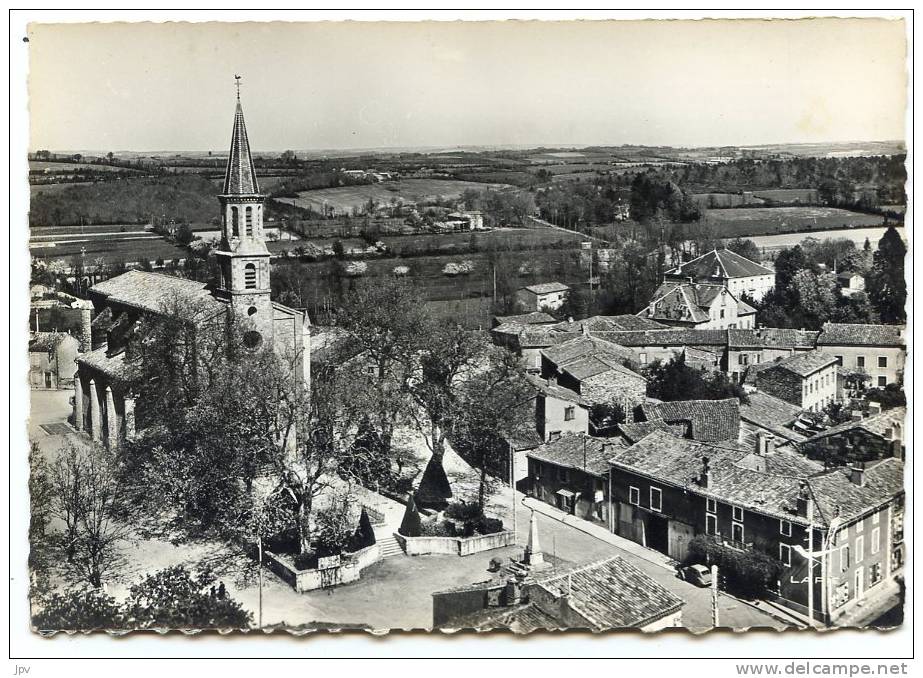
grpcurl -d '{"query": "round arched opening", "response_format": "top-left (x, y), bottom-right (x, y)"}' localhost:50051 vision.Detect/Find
top-left (247, 306), bottom-right (258, 316)
top-left (243, 330), bottom-right (263, 350)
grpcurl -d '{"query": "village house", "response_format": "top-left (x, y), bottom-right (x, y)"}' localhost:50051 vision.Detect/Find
top-left (72, 94), bottom-right (310, 450)
top-left (802, 407), bottom-right (906, 467)
top-left (447, 209), bottom-right (485, 230)
top-left (490, 325), bottom-right (579, 373)
top-left (526, 433), bottom-right (626, 526)
top-left (607, 429), bottom-right (905, 623)
top-left (816, 323), bottom-right (906, 388)
top-left (526, 374), bottom-right (590, 442)
top-left (637, 282), bottom-right (757, 330)
top-left (664, 247), bottom-right (776, 302)
top-left (516, 281), bottom-right (570, 312)
top-left (29, 331), bottom-right (79, 389)
top-left (539, 334), bottom-right (646, 412)
top-left (836, 271), bottom-right (866, 297)
top-left (727, 328), bottom-right (820, 384)
top-left (593, 327), bottom-right (729, 368)
top-left (755, 351), bottom-right (839, 412)
top-left (432, 556), bottom-right (684, 631)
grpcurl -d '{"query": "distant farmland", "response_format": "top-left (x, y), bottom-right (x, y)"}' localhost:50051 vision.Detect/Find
top-left (704, 207), bottom-right (884, 238)
top-left (284, 178), bottom-right (510, 214)
top-left (29, 223), bottom-right (186, 266)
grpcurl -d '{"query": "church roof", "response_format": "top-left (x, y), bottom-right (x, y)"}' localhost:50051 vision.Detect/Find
top-left (222, 100), bottom-right (261, 196)
top-left (90, 270), bottom-right (226, 316)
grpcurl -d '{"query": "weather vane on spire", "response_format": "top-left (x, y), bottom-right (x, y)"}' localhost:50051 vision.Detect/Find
top-left (234, 74), bottom-right (242, 100)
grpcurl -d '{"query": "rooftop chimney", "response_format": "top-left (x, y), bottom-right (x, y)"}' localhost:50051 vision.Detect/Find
top-left (849, 466), bottom-right (866, 487)
top-left (699, 456), bottom-right (712, 489)
top-left (795, 481), bottom-right (813, 519)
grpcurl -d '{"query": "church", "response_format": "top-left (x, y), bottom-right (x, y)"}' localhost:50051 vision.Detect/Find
top-left (72, 90), bottom-right (311, 450)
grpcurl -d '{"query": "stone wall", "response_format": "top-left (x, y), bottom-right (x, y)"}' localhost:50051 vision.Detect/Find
top-left (756, 367), bottom-right (802, 408)
top-left (263, 543), bottom-right (381, 593)
top-left (394, 530), bottom-right (516, 557)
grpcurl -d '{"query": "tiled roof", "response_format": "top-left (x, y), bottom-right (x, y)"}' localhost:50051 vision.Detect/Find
top-left (728, 328), bottom-right (819, 349)
top-left (522, 282), bottom-right (570, 295)
top-left (518, 330), bottom-right (579, 349)
top-left (552, 315), bottom-right (669, 333)
top-left (739, 391), bottom-right (807, 443)
top-left (617, 419), bottom-right (686, 443)
top-left (561, 354), bottom-right (644, 382)
top-left (493, 311), bottom-right (557, 326)
top-left (807, 459), bottom-right (904, 525)
top-left (609, 430), bottom-right (903, 526)
top-left (541, 335), bottom-right (636, 369)
top-left (807, 407), bottom-right (906, 443)
top-left (816, 323), bottom-right (906, 348)
top-left (76, 346), bottom-right (132, 381)
top-left (445, 601), bottom-right (561, 632)
top-left (222, 100), bottom-right (261, 195)
top-left (527, 433), bottom-right (627, 477)
top-left (765, 350), bottom-right (838, 377)
top-left (442, 556), bottom-right (685, 631)
top-left (533, 556), bottom-right (685, 629)
top-left (594, 328), bottom-right (728, 347)
top-left (90, 271), bottom-right (225, 316)
top-left (639, 283), bottom-right (711, 323)
top-left (667, 248), bottom-right (774, 279)
top-left (28, 331), bottom-right (72, 353)
top-left (640, 398), bottom-right (741, 442)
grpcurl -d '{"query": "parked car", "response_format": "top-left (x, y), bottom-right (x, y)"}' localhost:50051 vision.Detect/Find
top-left (678, 564), bottom-right (713, 587)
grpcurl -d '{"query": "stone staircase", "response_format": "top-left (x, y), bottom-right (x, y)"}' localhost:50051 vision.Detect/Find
top-left (377, 533), bottom-right (404, 559)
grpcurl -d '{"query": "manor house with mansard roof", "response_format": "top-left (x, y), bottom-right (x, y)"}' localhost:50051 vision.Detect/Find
top-left (72, 89), bottom-right (310, 449)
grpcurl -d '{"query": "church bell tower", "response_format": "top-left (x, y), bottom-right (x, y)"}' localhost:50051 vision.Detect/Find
top-left (215, 78), bottom-right (274, 347)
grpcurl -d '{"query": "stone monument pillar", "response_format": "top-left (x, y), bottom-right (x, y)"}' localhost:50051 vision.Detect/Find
top-left (523, 510), bottom-right (550, 570)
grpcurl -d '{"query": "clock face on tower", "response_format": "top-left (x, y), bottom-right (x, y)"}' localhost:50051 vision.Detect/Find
top-left (243, 330), bottom-right (263, 350)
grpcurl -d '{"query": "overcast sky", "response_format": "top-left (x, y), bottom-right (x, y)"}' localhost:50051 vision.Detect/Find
top-left (28, 19), bottom-right (907, 152)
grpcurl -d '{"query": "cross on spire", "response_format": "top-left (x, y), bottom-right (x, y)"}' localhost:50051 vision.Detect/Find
top-left (234, 74), bottom-right (242, 100)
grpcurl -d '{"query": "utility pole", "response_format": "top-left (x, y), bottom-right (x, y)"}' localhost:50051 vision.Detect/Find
top-left (509, 441), bottom-right (517, 539)
top-left (807, 501), bottom-right (815, 628)
top-left (257, 534), bottom-right (264, 630)
top-left (712, 564), bottom-right (720, 628)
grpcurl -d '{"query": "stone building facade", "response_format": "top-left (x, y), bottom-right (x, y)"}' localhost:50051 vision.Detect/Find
top-left (755, 351), bottom-right (838, 412)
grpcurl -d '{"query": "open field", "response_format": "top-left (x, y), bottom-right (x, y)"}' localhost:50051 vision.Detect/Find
top-left (751, 188), bottom-right (820, 203)
top-left (704, 206), bottom-right (884, 238)
top-left (747, 225), bottom-right (906, 251)
top-left (29, 223), bottom-right (186, 266)
top-left (286, 178), bottom-right (511, 214)
top-left (30, 182), bottom-right (96, 196)
top-left (29, 161), bottom-right (143, 173)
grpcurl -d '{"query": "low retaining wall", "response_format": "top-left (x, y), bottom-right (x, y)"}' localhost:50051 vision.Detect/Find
top-left (262, 543), bottom-right (381, 593)
top-left (394, 530), bottom-right (515, 557)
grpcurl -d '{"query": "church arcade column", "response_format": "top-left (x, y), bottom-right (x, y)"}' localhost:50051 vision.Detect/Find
top-left (89, 379), bottom-right (101, 441)
top-left (105, 386), bottom-right (118, 449)
top-left (73, 376), bottom-right (84, 432)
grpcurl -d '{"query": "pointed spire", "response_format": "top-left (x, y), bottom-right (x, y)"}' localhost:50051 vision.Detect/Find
top-left (222, 90), bottom-right (260, 196)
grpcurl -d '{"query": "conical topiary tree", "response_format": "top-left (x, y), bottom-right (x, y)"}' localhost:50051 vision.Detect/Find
top-left (414, 454), bottom-right (452, 510)
top-left (351, 508), bottom-right (377, 550)
top-left (398, 494), bottom-right (422, 537)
